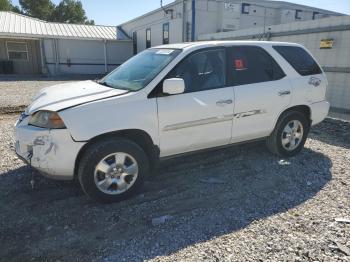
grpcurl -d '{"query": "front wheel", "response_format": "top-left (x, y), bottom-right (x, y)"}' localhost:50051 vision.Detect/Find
top-left (266, 111), bottom-right (310, 157)
top-left (78, 139), bottom-right (149, 203)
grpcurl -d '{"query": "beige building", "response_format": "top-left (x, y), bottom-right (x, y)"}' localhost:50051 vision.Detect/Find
top-left (0, 38), bottom-right (42, 74)
top-left (0, 11), bottom-right (132, 75)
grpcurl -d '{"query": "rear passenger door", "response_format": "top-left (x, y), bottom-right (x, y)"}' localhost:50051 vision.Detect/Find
top-left (228, 46), bottom-right (292, 143)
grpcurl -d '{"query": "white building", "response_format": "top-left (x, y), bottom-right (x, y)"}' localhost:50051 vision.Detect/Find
top-left (119, 0), bottom-right (343, 53)
top-left (0, 11), bottom-right (132, 75)
top-left (198, 15), bottom-right (350, 112)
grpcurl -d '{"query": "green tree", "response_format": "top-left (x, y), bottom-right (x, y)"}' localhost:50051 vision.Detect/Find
top-left (11, 5), bottom-right (21, 13)
top-left (0, 0), bottom-right (12, 11)
top-left (51, 0), bottom-right (94, 25)
top-left (0, 0), bottom-right (22, 13)
top-left (19, 0), bottom-right (55, 20)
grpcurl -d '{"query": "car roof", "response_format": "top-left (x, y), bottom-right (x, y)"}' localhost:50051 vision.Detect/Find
top-left (153, 41), bottom-right (302, 51)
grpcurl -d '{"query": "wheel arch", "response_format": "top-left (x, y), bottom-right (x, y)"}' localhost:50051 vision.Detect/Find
top-left (276, 105), bottom-right (311, 128)
top-left (74, 129), bottom-right (160, 177)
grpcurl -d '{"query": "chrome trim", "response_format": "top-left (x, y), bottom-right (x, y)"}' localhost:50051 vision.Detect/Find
top-left (234, 109), bottom-right (266, 119)
top-left (163, 114), bottom-right (234, 131)
top-left (163, 108), bottom-right (266, 131)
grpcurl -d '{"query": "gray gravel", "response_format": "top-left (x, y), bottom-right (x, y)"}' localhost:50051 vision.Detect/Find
top-left (0, 112), bottom-right (349, 261)
top-left (0, 76), bottom-right (97, 113)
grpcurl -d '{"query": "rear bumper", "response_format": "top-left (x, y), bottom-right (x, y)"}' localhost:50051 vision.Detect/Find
top-left (310, 100), bottom-right (330, 126)
top-left (15, 116), bottom-right (85, 180)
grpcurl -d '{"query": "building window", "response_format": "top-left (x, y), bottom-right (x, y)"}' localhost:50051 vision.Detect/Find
top-left (312, 11), bottom-right (319, 20)
top-left (163, 23), bottom-right (169, 45)
top-left (242, 3), bottom-right (250, 14)
top-left (6, 41), bottom-right (28, 60)
top-left (146, 28), bottom-right (151, 49)
top-left (133, 31), bottom-right (138, 54)
top-left (295, 10), bottom-right (302, 19)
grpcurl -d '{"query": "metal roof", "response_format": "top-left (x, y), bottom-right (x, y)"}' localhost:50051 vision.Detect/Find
top-left (0, 11), bottom-right (129, 41)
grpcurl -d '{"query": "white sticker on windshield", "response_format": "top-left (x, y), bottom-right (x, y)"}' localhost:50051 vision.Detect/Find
top-left (156, 49), bottom-right (174, 55)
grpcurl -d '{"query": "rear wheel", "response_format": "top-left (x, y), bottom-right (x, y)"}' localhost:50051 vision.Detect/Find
top-left (267, 111), bottom-right (310, 157)
top-left (78, 138), bottom-right (149, 203)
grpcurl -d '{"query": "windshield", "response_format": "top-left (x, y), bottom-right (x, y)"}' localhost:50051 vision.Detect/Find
top-left (100, 48), bottom-right (181, 91)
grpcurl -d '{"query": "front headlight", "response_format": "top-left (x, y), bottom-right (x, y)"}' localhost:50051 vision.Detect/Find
top-left (28, 111), bottom-right (66, 129)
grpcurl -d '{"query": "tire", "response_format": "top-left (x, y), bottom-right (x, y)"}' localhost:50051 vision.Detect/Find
top-left (266, 111), bottom-right (310, 157)
top-left (78, 138), bottom-right (149, 203)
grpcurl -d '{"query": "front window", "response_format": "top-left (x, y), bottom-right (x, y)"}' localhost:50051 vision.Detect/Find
top-left (167, 49), bottom-right (226, 93)
top-left (100, 48), bottom-right (181, 91)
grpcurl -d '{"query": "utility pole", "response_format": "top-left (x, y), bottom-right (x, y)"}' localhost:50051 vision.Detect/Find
top-left (191, 0), bottom-right (196, 41)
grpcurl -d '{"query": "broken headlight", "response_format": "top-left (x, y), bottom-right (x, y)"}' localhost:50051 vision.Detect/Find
top-left (28, 111), bottom-right (66, 129)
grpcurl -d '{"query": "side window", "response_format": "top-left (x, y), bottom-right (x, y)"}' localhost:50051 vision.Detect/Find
top-left (273, 46), bottom-right (322, 76)
top-left (167, 49), bottom-right (226, 93)
top-left (228, 46), bottom-right (286, 86)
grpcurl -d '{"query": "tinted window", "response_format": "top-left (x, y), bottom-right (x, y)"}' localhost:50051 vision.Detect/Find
top-left (167, 49), bottom-right (226, 93)
top-left (228, 46), bottom-right (286, 86)
top-left (273, 46), bottom-right (322, 76)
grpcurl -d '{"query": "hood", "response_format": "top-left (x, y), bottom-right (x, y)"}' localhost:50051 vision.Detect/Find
top-left (25, 80), bottom-right (129, 115)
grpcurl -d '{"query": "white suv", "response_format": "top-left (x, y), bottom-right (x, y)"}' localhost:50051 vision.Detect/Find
top-left (15, 41), bottom-right (330, 202)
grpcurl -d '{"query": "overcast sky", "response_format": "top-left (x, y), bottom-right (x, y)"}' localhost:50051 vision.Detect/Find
top-left (12, 0), bottom-right (350, 26)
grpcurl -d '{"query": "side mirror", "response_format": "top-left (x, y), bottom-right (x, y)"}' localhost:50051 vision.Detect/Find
top-left (163, 78), bottom-right (185, 95)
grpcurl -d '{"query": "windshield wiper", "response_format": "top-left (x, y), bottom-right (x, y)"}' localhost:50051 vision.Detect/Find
top-left (98, 81), bottom-right (112, 88)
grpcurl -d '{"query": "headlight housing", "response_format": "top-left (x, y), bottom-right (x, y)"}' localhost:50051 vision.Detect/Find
top-left (28, 111), bottom-right (66, 129)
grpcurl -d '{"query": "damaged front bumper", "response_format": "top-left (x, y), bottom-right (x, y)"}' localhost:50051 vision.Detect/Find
top-left (14, 115), bottom-right (85, 180)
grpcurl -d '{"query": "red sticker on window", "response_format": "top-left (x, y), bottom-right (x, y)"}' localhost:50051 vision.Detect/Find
top-left (235, 59), bottom-right (245, 70)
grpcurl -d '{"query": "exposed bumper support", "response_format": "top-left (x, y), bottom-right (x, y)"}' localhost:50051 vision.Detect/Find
top-left (310, 100), bottom-right (330, 126)
top-left (15, 117), bottom-right (85, 180)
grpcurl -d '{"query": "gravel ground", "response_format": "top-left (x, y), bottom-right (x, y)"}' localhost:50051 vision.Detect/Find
top-left (0, 76), bottom-right (97, 114)
top-left (0, 113), bottom-right (349, 261)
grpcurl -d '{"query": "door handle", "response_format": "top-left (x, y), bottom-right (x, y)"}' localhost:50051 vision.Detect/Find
top-left (216, 99), bottom-right (233, 106)
top-left (278, 90), bottom-right (291, 96)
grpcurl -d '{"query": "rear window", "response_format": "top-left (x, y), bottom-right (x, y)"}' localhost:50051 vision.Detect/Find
top-left (273, 46), bottom-right (322, 76)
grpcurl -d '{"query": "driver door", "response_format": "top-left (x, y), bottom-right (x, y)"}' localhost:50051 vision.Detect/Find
top-left (155, 48), bottom-right (234, 157)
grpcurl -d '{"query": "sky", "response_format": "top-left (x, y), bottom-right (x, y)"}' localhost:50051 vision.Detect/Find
top-left (11, 0), bottom-right (350, 26)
